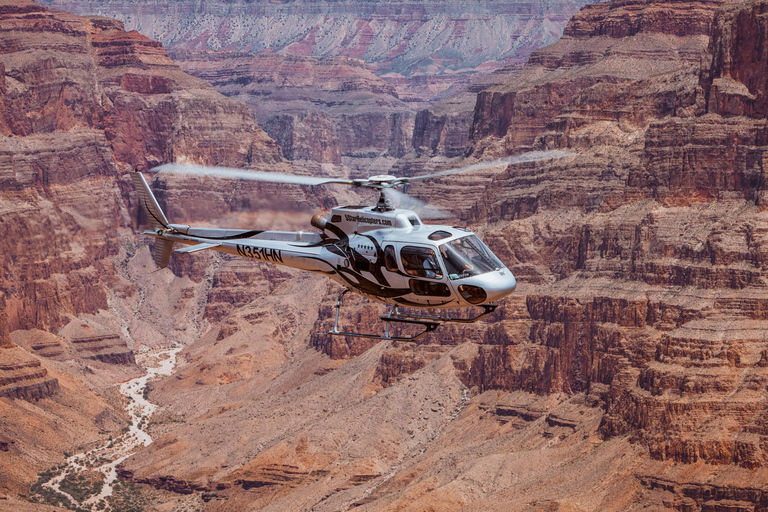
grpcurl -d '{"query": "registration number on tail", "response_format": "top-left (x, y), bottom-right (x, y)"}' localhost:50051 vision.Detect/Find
top-left (236, 245), bottom-right (283, 263)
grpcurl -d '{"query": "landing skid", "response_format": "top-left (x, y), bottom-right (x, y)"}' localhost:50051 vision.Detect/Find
top-left (327, 290), bottom-right (497, 342)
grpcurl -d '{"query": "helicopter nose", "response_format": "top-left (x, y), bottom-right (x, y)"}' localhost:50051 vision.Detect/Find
top-left (455, 269), bottom-right (517, 304)
top-left (486, 269), bottom-right (516, 302)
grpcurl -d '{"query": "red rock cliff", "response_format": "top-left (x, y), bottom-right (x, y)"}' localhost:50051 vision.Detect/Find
top-left (469, 0), bottom-right (723, 157)
top-left (0, 0), bottom-right (281, 332)
top-left (0, 0), bottom-right (283, 498)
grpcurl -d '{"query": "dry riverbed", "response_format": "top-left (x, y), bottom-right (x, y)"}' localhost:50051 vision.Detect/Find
top-left (29, 345), bottom-right (183, 511)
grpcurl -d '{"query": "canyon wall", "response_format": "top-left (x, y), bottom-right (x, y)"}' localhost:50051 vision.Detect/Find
top-left (109, 1), bottom-right (768, 510)
top-left (0, 0), bottom-right (288, 497)
top-left (170, 50), bottom-right (413, 169)
top-left (120, 0), bottom-right (768, 510)
top-left (37, 0), bottom-right (588, 81)
top-left (37, 0), bottom-right (594, 170)
top-left (468, 0), bottom-right (720, 156)
top-left (0, 0), bottom-right (280, 333)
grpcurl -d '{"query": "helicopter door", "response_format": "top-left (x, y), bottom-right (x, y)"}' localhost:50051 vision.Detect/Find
top-left (399, 245), bottom-right (452, 299)
top-left (381, 244), bottom-right (407, 288)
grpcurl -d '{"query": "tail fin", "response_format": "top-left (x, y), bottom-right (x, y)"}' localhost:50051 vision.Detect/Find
top-left (129, 170), bottom-right (169, 232)
top-left (130, 170), bottom-right (174, 269)
top-left (153, 239), bottom-right (174, 269)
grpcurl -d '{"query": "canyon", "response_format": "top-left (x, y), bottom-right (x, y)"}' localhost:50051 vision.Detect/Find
top-left (37, 0), bottom-right (586, 79)
top-left (5, 0), bottom-right (768, 511)
top-left (39, 0), bottom-right (588, 174)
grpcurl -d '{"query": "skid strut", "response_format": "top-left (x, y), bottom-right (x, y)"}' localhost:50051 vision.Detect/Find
top-left (328, 290), bottom-right (439, 342)
top-left (383, 304), bottom-right (498, 324)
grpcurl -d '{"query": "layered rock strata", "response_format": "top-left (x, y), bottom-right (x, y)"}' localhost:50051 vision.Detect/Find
top-left (436, 0), bottom-right (768, 508)
top-left (468, 0), bottom-right (722, 157)
top-left (171, 50), bottom-right (412, 169)
top-left (0, 348), bottom-right (59, 401)
top-left (411, 65), bottom-right (522, 157)
top-left (0, 0), bottom-right (283, 497)
top-left (0, 0), bottom-right (281, 333)
top-left (172, 0), bottom-right (768, 509)
top-left (37, 0), bottom-right (596, 175)
top-left (38, 0), bottom-right (588, 84)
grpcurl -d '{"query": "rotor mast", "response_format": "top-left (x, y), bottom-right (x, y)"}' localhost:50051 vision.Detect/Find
top-left (357, 175), bottom-right (406, 213)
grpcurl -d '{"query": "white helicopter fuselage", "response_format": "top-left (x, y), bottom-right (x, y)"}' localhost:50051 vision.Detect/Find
top-left (147, 204), bottom-right (516, 309)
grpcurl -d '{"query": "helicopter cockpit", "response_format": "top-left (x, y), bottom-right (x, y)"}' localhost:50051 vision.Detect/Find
top-left (376, 228), bottom-right (515, 307)
top-left (438, 234), bottom-right (504, 280)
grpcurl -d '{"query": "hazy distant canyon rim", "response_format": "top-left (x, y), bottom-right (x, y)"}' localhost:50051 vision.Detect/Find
top-left (40, 0), bottom-right (589, 77)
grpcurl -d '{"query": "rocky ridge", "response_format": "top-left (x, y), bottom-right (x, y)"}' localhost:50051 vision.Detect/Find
top-left (170, 50), bottom-right (412, 170)
top-left (38, 0), bottom-right (591, 174)
top-left (0, 349), bottom-right (59, 401)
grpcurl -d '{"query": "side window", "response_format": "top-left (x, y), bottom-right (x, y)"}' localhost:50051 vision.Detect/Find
top-left (384, 245), bottom-right (398, 272)
top-left (409, 279), bottom-right (451, 297)
top-left (400, 246), bottom-right (443, 279)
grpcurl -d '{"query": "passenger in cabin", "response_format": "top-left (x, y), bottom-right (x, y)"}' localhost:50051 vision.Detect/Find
top-left (401, 247), bottom-right (442, 279)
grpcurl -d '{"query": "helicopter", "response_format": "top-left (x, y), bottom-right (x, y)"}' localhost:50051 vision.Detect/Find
top-left (130, 151), bottom-right (571, 341)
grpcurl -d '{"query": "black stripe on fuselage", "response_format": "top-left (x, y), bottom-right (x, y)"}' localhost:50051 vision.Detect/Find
top-left (177, 230), bottom-right (264, 241)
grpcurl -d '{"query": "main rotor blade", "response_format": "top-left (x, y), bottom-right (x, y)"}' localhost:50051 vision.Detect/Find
top-left (383, 188), bottom-right (451, 219)
top-left (152, 163), bottom-right (354, 186)
top-left (408, 150), bottom-right (575, 181)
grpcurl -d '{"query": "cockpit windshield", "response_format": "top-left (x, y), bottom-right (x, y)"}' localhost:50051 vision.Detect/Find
top-left (439, 235), bottom-right (504, 280)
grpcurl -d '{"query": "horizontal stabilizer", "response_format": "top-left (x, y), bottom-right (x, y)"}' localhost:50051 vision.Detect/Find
top-left (175, 243), bottom-right (221, 254)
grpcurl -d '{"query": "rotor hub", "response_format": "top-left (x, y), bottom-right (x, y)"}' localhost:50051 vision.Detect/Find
top-left (368, 175), bottom-right (398, 185)
top-left (355, 175), bottom-right (408, 190)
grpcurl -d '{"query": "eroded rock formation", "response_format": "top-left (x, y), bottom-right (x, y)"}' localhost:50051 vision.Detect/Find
top-left (37, 0), bottom-right (593, 172)
top-left (119, 0), bottom-right (768, 509)
top-left (0, 348), bottom-right (59, 401)
top-left (0, 0), bottom-right (284, 497)
top-left (171, 50), bottom-right (412, 169)
top-left (38, 0), bottom-right (588, 86)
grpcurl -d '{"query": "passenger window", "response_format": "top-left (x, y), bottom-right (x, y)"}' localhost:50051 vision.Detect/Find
top-left (428, 230), bottom-right (451, 241)
top-left (384, 245), bottom-right (398, 272)
top-left (400, 246), bottom-right (442, 279)
top-left (409, 279), bottom-right (451, 297)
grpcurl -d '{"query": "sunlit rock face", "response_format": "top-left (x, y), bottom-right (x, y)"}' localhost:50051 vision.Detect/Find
top-left (0, 0), bottom-right (284, 497)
